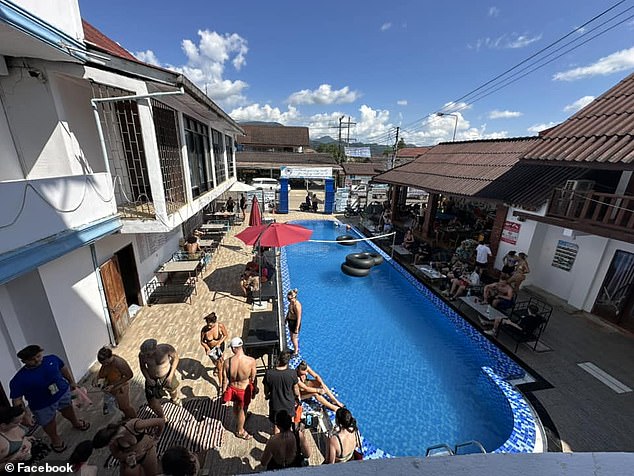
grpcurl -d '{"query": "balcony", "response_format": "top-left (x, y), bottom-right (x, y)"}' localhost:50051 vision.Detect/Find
top-left (547, 188), bottom-right (634, 234)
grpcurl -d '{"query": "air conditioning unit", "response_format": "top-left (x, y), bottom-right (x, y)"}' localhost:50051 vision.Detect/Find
top-left (563, 180), bottom-right (595, 192)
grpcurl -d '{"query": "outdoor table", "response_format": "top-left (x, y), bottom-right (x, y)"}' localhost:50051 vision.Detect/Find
top-left (244, 309), bottom-right (280, 371)
top-left (200, 223), bottom-right (226, 231)
top-left (156, 259), bottom-right (201, 282)
top-left (198, 239), bottom-right (216, 249)
top-left (458, 296), bottom-right (507, 324)
top-left (392, 245), bottom-right (413, 262)
top-left (414, 265), bottom-right (446, 284)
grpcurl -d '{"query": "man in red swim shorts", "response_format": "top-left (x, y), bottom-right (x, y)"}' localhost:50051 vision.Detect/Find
top-left (222, 337), bottom-right (257, 440)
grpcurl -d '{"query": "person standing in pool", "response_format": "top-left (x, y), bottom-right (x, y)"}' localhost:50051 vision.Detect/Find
top-left (286, 289), bottom-right (302, 355)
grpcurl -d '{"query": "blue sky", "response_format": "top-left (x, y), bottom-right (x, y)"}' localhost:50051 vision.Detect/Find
top-left (79, 0), bottom-right (634, 146)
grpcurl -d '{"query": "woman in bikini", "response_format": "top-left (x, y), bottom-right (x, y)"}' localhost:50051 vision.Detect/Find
top-left (93, 417), bottom-right (165, 476)
top-left (508, 252), bottom-right (530, 293)
top-left (285, 289), bottom-right (302, 355)
top-left (261, 410), bottom-right (311, 470)
top-left (200, 312), bottom-right (228, 391)
top-left (0, 406), bottom-right (32, 472)
top-left (96, 347), bottom-right (136, 420)
top-left (325, 408), bottom-right (358, 464)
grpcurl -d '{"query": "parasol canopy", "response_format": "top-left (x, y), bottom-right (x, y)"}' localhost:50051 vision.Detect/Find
top-left (235, 222), bottom-right (313, 247)
top-left (228, 181), bottom-right (256, 193)
top-left (248, 196), bottom-right (262, 226)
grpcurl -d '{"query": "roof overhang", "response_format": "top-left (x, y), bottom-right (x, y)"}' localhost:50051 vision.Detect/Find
top-left (0, 1), bottom-right (86, 62)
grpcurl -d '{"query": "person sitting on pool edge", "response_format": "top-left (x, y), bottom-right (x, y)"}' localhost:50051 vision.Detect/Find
top-left (485, 304), bottom-right (542, 337)
top-left (296, 361), bottom-right (344, 412)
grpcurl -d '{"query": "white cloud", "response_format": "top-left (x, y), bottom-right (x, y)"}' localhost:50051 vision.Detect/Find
top-left (439, 101), bottom-right (472, 114)
top-left (563, 95), bottom-right (595, 113)
top-left (488, 109), bottom-right (523, 119)
top-left (488, 6), bottom-right (500, 17)
top-left (468, 33), bottom-right (541, 51)
top-left (134, 49), bottom-right (161, 66)
top-left (397, 99), bottom-right (408, 106)
top-left (553, 47), bottom-right (634, 81)
top-left (527, 121), bottom-right (558, 134)
top-left (287, 84), bottom-right (360, 105)
top-left (229, 104), bottom-right (300, 123)
top-left (380, 22), bottom-right (392, 32)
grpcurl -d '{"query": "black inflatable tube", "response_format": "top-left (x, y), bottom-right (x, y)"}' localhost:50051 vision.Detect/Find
top-left (345, 253), bottom-right (374, 269)
top-left (341, 263), bottom-right (370, 277)
top-left (368, 252), bottom-right (384, 266)
top-left (336, 235), bottom-right (355, 245)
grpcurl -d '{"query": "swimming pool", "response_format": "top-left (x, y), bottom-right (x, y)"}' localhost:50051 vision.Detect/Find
top-left (280, 220), bottom-right (538, 457)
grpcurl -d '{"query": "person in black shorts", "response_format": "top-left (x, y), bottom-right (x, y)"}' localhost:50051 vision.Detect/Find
top-left (263, 351), bottom-right (300, 434)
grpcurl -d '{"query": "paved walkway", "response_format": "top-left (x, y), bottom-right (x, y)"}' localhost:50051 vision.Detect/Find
top-left (36, 198), bottom-right (634, 474)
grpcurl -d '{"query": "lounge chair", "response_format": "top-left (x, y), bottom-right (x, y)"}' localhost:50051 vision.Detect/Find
top-left (501, 298), bottom-right (553, 351)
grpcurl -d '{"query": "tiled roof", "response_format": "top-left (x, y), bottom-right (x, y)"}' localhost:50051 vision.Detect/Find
top-left (236, 151), bottom-right (338, 167)
top-left (341, 162), bottom-right (386, 176)
top-left (237, 125), bottom-right (310, 147)
top-left (522, 72), bottom-right (634, 166)
top-left (397, 146), bottom-right (432, 158)
top-left (82, 20), bottom-right (137, 61)
top-left (374, 137), bottom-right (540, 199)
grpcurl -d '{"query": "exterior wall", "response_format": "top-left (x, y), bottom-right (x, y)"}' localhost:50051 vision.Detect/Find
top-left (0, 95), bottom-right (22, 180)
top-left (494, 205), bottom-right (544, 272)
top-left (13, 0), bottom-right (84, 42)
top-left (38, 246), bottom-right (110, 379)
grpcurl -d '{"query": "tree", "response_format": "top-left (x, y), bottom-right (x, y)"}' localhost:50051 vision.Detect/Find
top-left (316, 143), bottom-right (345, 163)
top-left (397, 137), bottom-right (406, 149)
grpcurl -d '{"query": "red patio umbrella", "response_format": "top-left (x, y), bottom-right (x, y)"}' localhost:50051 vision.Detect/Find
top-left (235, 222), bottom-right (313, 247)
top-left (249, 196), bottom-right (262, 226)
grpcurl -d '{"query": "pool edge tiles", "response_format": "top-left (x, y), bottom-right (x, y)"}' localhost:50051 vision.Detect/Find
top-left (281, 220), bottom-right (539, 455)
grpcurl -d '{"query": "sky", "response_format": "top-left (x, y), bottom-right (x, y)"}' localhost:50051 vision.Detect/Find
top-left (79, 0), bottom-right (634, 147)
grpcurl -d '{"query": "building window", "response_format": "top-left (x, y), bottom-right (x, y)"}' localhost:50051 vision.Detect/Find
top-left (151, 100), bottom-right (186, 214)
top-left (212, 129), bottom-right (226, 184)
top-left (184, 115), bottom-right (212, 198)
top-left (225, 134), bottom-right (235, 178)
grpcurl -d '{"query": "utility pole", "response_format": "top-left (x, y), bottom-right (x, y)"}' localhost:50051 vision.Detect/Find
top-left (391, 127), bottom-right (400, 169)
top-left (338, 115), bottom-right (345, 162)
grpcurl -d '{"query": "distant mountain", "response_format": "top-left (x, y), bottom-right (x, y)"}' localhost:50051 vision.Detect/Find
top-left (310, 136), bottom-right (393, 157)
top-left (311, 136), bottom-right (337, 144)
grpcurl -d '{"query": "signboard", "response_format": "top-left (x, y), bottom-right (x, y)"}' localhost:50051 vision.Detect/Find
top-left (344, 146), bottom-right (371, 158)
top-left (552, 240), bottom-right (579, 272)
top-left (500, 221), bottom-right (521, 245)
top-left (280, 166), bottom-right (332, 179)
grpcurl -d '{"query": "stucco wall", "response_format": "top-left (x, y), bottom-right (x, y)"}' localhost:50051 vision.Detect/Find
top-left (38, 246), bottom-right (110, 379)
top-left (13, 0), bottom-right (84, 42)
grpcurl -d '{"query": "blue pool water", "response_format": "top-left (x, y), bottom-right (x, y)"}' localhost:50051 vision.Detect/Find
top-left (282, 220), bottom-right (517, 456)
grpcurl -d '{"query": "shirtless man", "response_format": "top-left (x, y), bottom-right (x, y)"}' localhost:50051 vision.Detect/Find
top-left (138, 339), bottom-right (180, 418)
top-left (296, 361), bottom-right (344, 412)
top-left (200, 312), bottom-right (228, 392)
top-left (483, 274), bottom-right (515, 311)
top-left (222, 337), bottom-right (257, 440)
top-left (184, 235), bottom-right (201, 257)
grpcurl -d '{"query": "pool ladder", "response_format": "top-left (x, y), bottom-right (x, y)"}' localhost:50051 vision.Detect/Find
top-left (425, 440), bottom-right (487, 457)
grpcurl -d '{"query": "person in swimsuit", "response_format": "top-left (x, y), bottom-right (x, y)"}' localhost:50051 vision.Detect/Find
top-left (138, 339), bottom-right (180, 419)
top-left (96, 347), bottom-right (136, 420)
top-left (161, 446), bottom-right (200, 476)
top-left (200, 312), bottom-right (228, 392)
top-left (222, 338), bottom-right (257, 440)
top-left (296, 361), bottom-right (344, 412)
top-left (93, 417), bottom-right (165, 476)
top-left (260, 410), bottom-right (311, 470)
top-left (508, 252), bottom-right (530, 293)
top-left (285, 289), bottom-right (302, 355)
top-left (0, 406), bottom-right (32, 471)
top-left (325, 407), bottom-right (358, 464)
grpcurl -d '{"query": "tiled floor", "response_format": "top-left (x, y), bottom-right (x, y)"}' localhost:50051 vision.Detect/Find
top-left (34, 196), bottom-right (634, 474)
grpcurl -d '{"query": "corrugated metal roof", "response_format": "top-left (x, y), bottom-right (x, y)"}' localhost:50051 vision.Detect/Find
top-left (236, 151), bottom-right (337, 166)
top-left (397, 146), bottom-right (432, 158)
top-left (341, 162), bottom-right (385, 176)
top-left (238, 125), bottom-right (310, 147)
top-left (523, 72), bottom-right (634, 166)
top-left (374, 137), bottom-right (540, 198)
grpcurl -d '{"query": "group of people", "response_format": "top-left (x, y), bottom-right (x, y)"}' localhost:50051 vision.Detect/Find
top-left (304, 193), bottom-right (320, 213)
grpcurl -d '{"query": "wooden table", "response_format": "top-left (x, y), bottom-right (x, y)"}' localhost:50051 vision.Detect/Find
top-left (458, 296), bottom-right (507, 323)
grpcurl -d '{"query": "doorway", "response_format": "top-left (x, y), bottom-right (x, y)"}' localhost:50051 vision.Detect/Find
top-left (593, 250), bottom-right (634, 331)
top-left (115, 244), bottom-right (141, 307)
top-left (100, 256), bottom-right (130, 343)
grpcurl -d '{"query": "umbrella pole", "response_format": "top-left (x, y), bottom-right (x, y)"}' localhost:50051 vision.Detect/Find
top-left (253, 223), bottom-right (272, 310)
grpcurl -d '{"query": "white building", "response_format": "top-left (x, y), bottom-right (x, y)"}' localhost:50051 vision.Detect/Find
top-left (0, 0), bottom-right (243, 403)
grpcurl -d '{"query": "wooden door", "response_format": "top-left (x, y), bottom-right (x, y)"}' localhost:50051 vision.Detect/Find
top-left (100, 256), bottom-right (130, 343)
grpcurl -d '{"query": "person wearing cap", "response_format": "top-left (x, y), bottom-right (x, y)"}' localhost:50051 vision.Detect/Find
top-left (200, 312), bottom-right (228, 393)
top-left (138, 339), bottom-right (180, 419)
top-left (222, 337), bottom-right (257, 440)
top-left (9, 345), bottom-right (90, 453)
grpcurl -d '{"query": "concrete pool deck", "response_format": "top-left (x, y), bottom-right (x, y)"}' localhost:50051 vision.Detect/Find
top-left (32, 201), bottom-right (634, 473)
